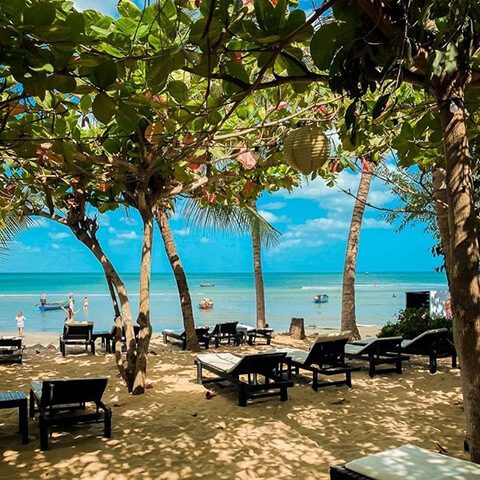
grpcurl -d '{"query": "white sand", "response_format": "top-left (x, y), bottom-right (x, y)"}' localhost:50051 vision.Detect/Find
top-left (0, 329), bottom-right (466, 479)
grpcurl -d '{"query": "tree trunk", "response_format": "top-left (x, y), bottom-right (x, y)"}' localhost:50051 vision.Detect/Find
top-left (341, 165), bottom-right (372, 340)
top-left (252, 217), bottom-right (266, 329)
top-left (157, 210), bottom-right (200, 351)
top-left (289, 317), bottom-right (305, 340)
top-left (132, 208), bottom-right (154, 395)
top-left (432, 167), bottom-right (452, 280)
top-left (68, 222), bottom-right (136, 390)
top-left (435, 80), bottom-right (480, 463)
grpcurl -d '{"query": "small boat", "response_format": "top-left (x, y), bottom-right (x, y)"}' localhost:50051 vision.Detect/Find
top-left (36, 301), bottom-right (70, 312)
top-left (199, 298), bottom-right (214, 310)
top-left (313, 294), bottom-right (329, 304)
top-left (200, 283), bottom-right (215, 287)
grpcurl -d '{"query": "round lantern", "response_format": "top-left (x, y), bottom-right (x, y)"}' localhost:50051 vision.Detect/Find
top-left (283, 124), bottom-right (330, 174)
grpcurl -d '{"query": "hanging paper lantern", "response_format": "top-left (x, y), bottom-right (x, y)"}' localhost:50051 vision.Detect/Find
top-left (283, 125), bottom-right (330, 174)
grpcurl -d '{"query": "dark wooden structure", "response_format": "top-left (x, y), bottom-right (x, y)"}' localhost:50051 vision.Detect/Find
top-left (208, 322), bottom-right (242, 348)
top-left (345, 337), bottom-right (409, 377)
top-left (0, 337), bottom-right (25, 363)
top-left (59, 322), bottom-right (95, 357)
top-left (195, 352), bottom-right (293, 406)
top-left (400, 328), bottom-right (457, 373)
top-left (284, 333), bottom-right (360, 390)
top-left (29, 377), bottom-right (111, 450)
top-left (246, 328), bottom-right (274, 345)
top-left (162, 327), bottom-right (210, 350)
top-left (0, 391), bottom-right (28, 444)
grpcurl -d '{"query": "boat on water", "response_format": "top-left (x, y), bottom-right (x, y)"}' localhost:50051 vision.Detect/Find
top-left (199, 298), bottom-right (214, 310)
top-left (200, 283), bottom-right (215, 287)
top-left (313, 294), bottom-right (329, 304)
top-left (37, 301), bottom-right (70, 312)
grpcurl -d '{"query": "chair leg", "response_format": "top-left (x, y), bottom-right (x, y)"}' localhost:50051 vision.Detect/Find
top-left (196, 363), bottom-right (203, 384)
top-left (238, 385), bottom-right (247, 407)
top-left (452, 353), bottom-right (458, 369)
top-left (91, 341), bottom-right (95, 355)
top-left (368, 356), bottom-right (375, 378)
top-left (346, 371), bottom-right (352, 388)
top-left (312, 370), bottom-right (318, 391)
top-left (104, 410), bottom-right (112, 438)
top-left (29, 390), bottom-right (35, 418)
top-left (39, 415), bottom-right (49, 451)
top-left (429, 353), bottom-right (437, 374)
top-left (19, 400), bottom-right (28, 444)
top-left (280, 386), bottom-right (288, 402)
top-left (396, 357), bottom-right (402, 374)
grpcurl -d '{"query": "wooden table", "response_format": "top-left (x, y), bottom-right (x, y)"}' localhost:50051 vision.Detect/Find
top-left (0, 391), bottom-right (28, 444)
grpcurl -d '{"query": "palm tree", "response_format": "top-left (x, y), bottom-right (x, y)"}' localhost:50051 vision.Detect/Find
top-left (0, 212), bottom-right (33, 256)
top-left (156, 207), bottom-right (200, 351)
top-left (341, 161), bottom-right (373, 340)
top-left (184, 200), bottom-right (280, 329)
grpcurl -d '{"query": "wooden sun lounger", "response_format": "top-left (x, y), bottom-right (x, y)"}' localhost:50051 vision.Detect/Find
top-left (162, 327), bottom-right (210, 350)
top-left (102, 325), bottom-right (141, 353)
top-left (329, 444), bottom-right (480, 479)
top-left (29, 377), bottom-right (111, 451)
top-left (400, 328), bottom-right (457, 373)
top-left (59, 322), bottom-right (95, 357)
top-left (195, 352), bottom-right (293, 406)
top-left (0, 337), bottom-right (25, 364)
top-left (345, 337), bottom-right (409, 378)
top-left (236, 324), bottom-right (274, 345)
top-left (273, 332), bottom-right (360, 390)
top-left (209, 322), bottom-right (242, 348)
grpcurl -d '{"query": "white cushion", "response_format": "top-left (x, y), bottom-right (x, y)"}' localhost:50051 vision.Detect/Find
top-left (197, 353), bottom-right (242, 373)
top-left (314, 331), bottom-right (351, 344)
top-left (346, 444), bottom-right (480, 480)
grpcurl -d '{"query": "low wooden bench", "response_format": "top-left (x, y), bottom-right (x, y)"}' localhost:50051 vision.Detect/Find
top-left (0, 337), bottom-right (25, 363)
top-left (0, 391), bottom-right (28, 444)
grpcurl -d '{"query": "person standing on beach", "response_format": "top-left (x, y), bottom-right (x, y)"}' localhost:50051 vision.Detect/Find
top-left (62, 306), bottom-right (75, 324)
top-left (15, 311), bottom-right (25, 337)
top-left (83, 296), bottom-right (89, 310)
top-left (68, 292), bottom-right (74, 311)
top-left (40, 292), bottom-right (47, 306)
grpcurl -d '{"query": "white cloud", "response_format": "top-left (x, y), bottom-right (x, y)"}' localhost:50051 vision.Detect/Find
top-left (258, 210), bottom-right (289, 224)
top-left (173, 227), bottom-right (190, 237)
top-left (200, 237), bottom-right (210, 244)
top-left (73, 0), bottom-right (116, 15)
top-left (120, 216), bottom-right (137, 226)
top-left (108, 226), bottom-right (117, 234)
top-left (108, 230), bottom-right (141, 246)
top-left (260, 201), bottom-right (286, 211)
top-left (363, 218), bottom-right (391, 229)
top-left (48, 232), bottom-right (69, 240)
top-left (51, 243), bottom-right (61, 250)
top-left (97, 215), bottom-right (110, 227)
top-left (10, 241), bottom-right (41, 253)
top-left (282, 171), bottom-right (393, 213)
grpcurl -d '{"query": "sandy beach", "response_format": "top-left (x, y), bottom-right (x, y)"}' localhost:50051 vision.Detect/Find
top-left (0, 327), bottom-right (466, 480)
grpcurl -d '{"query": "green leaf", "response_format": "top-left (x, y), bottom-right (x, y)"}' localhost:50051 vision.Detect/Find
top-left (372, 94), bottom-right (390, 120)
top-left (92, 93), bottom-right (117, 124)
top-left (23, 1), bottom-right (56, 28)
top-left (116, 103), bottom-right (139, 132)
top-left (117, 0), bottom-right (141, 18)
top-left (90, 60), bottom-right (117, 89)
top-left (146, 59), bottom-right (168, 92)
top-left (65, 12), bottom-right (85, 37)
top-left (48, 74), bottom-right (77, 93)
top-left (167, 80), bottom-right (188, 103)
top-left (310, 23), bottom-right (340, 70)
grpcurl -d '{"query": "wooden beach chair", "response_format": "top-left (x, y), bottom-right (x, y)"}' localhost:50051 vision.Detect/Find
top-left (195, 352), bottom-right (293, 406)
top-left (344, 336), bottom-right (409, 377)
top-left (329, 444), bottom-right (480, 479)
top-left (59, 322), bottom-right (95, 357)
top-left (209, 322), bottom-right (242, 348)
top-left (0, 336), bottom-right (25, 364)
top-left (271, 332), bottom-right (360, 390)
top-left (106, 324), bottom-right (141, 353)
top-left (400, 328), bottom-right (457, 373)
top-left (163, 327), bottom-right (210, 350)
top-left (29, 377), bottom-right (111, 451)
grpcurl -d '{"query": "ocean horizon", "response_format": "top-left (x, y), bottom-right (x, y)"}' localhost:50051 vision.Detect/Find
top-left (0, 271), bottom-right (448, 335)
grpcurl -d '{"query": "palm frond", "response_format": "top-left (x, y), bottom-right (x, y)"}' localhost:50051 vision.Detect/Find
top-left (0, 212), bottom-right (34, 255)
top-left (182, 200), bottom-right (281, 248)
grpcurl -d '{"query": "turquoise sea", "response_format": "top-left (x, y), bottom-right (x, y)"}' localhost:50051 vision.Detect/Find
top-left (0, 272), bottom-right (447, 335)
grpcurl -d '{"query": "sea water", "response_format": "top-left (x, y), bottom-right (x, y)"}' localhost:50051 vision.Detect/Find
top-left (0, 272), bottom-right (447, 334)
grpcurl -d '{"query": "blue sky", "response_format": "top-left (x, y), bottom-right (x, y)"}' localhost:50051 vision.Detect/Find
top-left (0, 1), bottom-right (437, 274)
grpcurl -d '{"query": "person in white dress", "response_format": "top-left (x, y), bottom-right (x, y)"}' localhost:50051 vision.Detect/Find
top-left (15, 311), bottom-right (25, 337)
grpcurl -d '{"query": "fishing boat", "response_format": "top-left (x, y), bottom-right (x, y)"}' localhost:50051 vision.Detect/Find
top-left (36, 300), bottom-right (70, 312)
top-left (199, 298), bottom-right (214, 310)
top-left (200, 283), bottom-right (215, 287)
top-left (313, 294), bottom-right (329, 304)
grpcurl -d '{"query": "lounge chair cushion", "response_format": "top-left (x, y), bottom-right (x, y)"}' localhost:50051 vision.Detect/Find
top-left (197, 353), bottom-right (242, 374)
top-left (345, 444), bottom-right (480, 480)
top-left (401, 328), bottom-right (449, 348)
top-left (314, 331), bottom-right (351, 344)
top-left (345, 337), bottom-right (403, 356)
